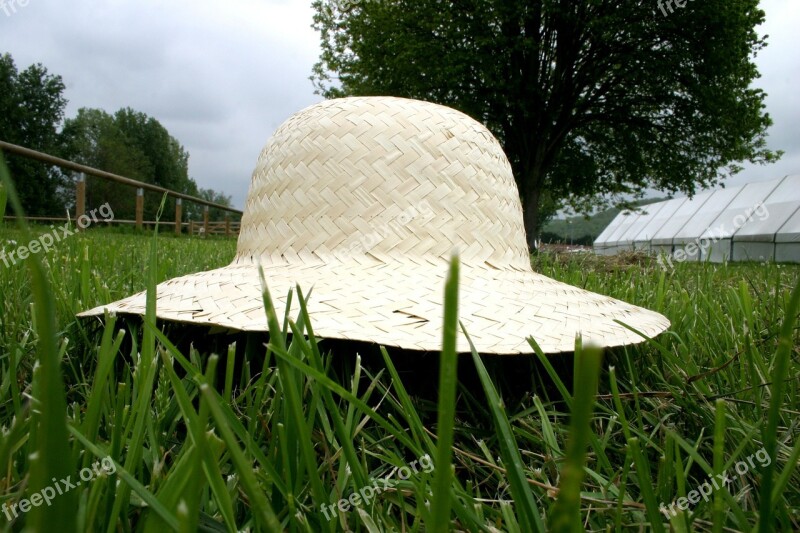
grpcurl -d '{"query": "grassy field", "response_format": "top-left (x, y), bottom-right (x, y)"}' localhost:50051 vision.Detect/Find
top-left (0, 219), bottom-right (799, 532)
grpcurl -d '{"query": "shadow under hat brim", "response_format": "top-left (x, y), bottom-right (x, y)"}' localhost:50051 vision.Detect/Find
top-left (77, 260), bottom-right (670, 354)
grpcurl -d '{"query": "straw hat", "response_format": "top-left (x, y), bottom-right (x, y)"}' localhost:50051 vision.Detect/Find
top-left (80, 96), bottom-right (670, 354)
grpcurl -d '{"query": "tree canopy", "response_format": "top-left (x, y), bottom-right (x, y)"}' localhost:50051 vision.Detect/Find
top-left (62, 107), bottom-right (200, 221)
top-left (0, 53), bottom-right (70, 216)
top-left (312, 0), bottom-right (781, 248)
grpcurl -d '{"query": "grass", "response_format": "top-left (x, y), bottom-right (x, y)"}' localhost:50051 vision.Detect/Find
top-left (0, 188), bottom-right (799, 529)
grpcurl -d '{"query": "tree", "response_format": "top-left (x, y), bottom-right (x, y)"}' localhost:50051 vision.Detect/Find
top-left (0, 53), bottom-right (70, 216)
top-left (184, 187), bottom-right (234, 222)
top-left (113, 108), bottom-right (191, 195)
top-left (61, 108), bottom-right (151, 219)
top-left (62, 107), bottom-right (196, 221)
top-left (311, 0), bottom-right (780, 248)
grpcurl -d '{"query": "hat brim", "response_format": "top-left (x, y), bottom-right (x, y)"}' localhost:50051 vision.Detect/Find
top-left (78, 259), bottom-right (669, 354)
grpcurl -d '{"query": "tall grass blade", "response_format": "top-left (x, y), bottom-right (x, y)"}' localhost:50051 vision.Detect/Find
top-left (757, 278), bottom-right (800, 532)
top-left (257, 269), bottom-right (328, 522)
top-left (627, 437), bottom-right (665, 533)
top-left (106, 194), bottom-right (167, 532)
top-left (68, 425), bottom-right (180, 530)
top-left (465, 328), bottom-right (544, 532)
top-left (548, 343), bottom-right (603, 531)
top-left (0, 153), bottom-right (77, 532)
top-left (156, 350), bottom-right (237, 531)
top-left (429, 254), bottom-right (460, 532)
top-left (199, 383), bottom-right (282, 531)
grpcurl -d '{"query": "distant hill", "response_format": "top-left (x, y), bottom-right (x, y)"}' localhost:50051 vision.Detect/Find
top-left (542, 198), bottom-right (667, 245)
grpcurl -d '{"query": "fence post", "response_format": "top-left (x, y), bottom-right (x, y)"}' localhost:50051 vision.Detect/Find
top-left (189, 220), bottom-right (195, 236)
top-left (203, 206), bottom-right (209, 237)
top-left (175, 198), bottom-right (182, 235)
top-left (75, 174), bottom-right (86, 231)
top-left (225, 215), bottom-right (231, 237)
top-left (135, 188), bottom-right (144, 230)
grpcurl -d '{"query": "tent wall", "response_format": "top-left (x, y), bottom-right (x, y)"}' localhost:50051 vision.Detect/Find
top-left (615, 202), bottom-right (669, 251)
top-left (593, 174), bottom-right (800, 263)
top-left (699, 179), bottom-right (784, 262)
top-left (731, 175), bottom-right (800, 262)
top-left (626, 199), bottom-right (681, 252)
top-left (593, 211), bottom-right (630, 255)
top-left (776, 244), bottom-right (800, 262)
top-left (672, 187), bottom-right (743, 261)
top-left (775, 202), bottom-right (800, 262)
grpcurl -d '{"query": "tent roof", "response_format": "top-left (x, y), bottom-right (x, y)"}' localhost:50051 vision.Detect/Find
top-left (600, 210), bottom-right (643, 246)
top-left (650, 191), bottom-right (715, 245)
top-left (615, 201), bottom-right (671, 245)
top-left (699, 178), bottom-right (785, 240)
top-left (594, 210), bottom-right (629, 245)
top-left (672, 186), bottom-right (743, 244)
top-left (733, 175), bottom-right (800, 242)
top-left (628, 198), bottom-right (686, 245)
top-left (776, 194), bottom-right (800, 243)
top-left (631, 199), bottom-right (674, 242)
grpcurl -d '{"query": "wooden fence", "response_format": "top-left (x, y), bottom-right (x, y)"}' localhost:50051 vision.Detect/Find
top-left (0, 140), bottom-right (243, 237)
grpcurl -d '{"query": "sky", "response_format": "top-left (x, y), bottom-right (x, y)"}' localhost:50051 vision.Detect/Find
top-left (0, 0), bottom-right (797, 210)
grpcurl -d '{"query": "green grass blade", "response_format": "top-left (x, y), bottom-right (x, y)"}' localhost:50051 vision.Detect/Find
top-left (80, 317), bottom-right (124, 465)
top-left (771, 436), bottom-right (800, 503)
top-left (258, 271), bottom-right (329, 520)
top-left (142, 321), bottom-right (290, 498)
top-left (465, 327), bottom-right (544, 532)
top-left (548, 343), bottom-right (603, 531)
top-left (429, 254), bottom-right (460, 532)
top-left (758, 278), bottom-right (800, 531)
top-left (106, 194), bottom-right (167, 532)
top-left (0, 153), bottom-right (77, 532)
top-left (157, 350), bottom-right (237, 532)
top-left (199, 383), bottom-right (282, 532)
top-left (292, 286), bottom-right (370, 489)
top-left (68, 425), bottom-right (180, 530)
top-left (627, 437), bottom-right (665, 533)
top-left (712, 399), bottom-right (725, 533)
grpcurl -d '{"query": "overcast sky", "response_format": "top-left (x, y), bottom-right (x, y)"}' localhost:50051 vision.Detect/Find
top-left (1, 0), bottom-right (797, 209)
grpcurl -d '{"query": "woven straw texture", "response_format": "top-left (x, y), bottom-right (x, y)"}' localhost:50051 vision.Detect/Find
top-left (80, 96), bottom-right (670, 354)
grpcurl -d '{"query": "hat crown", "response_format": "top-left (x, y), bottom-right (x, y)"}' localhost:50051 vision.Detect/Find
top-left (236, 97), bottom-right (531, 270)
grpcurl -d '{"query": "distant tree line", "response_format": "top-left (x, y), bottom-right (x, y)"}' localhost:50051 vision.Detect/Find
top-left (0, 52), bottom-right (233, 222)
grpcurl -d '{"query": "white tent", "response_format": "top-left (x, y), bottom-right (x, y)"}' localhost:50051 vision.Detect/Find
top-left (596, 210), bottom-right (642, 255)
top-left (699, 178), bottom-right (784, 262)
top-left (649, 193), bottom-right (714, 256)
top-left (615, 201), bottom-right (670, 252)
top-left (593, 210), bottom-right (630, 256)
top-left (632, 198), bottom-right (687, 254)
top-left (732, 175), bottom-right (800, 261)
top-left (672, 186), bottom-right (743, 260)
top-left (776, 206), bottom-right (800, 262)
top-left (593, 174), bottom-right (800, 263)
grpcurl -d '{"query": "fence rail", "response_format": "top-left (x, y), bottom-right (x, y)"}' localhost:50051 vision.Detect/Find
top-left (0, 140), bottom-right (243, 236)
top-left (2, 216), bottom-right (242, 237)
